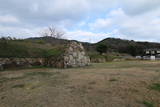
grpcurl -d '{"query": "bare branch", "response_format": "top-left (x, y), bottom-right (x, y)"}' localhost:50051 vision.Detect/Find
top-left (41, 26), bottom-right (65, 39)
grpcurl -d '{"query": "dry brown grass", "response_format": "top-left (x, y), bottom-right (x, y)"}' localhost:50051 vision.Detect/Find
top-left (0, 61), bottom-right (160, 107)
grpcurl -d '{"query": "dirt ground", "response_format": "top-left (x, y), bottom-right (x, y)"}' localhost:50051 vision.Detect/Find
top-left (0, 61), bottom-right (160, 107)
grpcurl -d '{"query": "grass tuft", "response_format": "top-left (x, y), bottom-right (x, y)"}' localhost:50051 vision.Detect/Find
top-left (155, 70), bottom-right (160, 72)
top-left (142, 101), bottom-right (154, 107)
top-left (150, 83), bottom-right (160, 92)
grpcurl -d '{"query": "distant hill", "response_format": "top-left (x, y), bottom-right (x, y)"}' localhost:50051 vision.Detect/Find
top-left (27, 36), bottom-right (94, 52)
top-left (27, 37), bottom-right (160, 56)
top-left (97, 38), bottom-right (160, 49)
top-left (1, 36), bottom-right (160, 58)
top-left (95, 38), bottom-right (160, 56)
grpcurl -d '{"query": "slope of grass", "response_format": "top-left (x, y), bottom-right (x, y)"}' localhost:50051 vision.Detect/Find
top-left (0, 39), bottom-right (65, 58)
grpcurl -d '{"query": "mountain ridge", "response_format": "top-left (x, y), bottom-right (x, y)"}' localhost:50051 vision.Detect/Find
top-left (27, 37), bottom-right (160, 56)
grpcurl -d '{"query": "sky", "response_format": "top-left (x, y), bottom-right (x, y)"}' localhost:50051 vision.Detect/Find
top-left (0, 0), bottom-right (160, 43)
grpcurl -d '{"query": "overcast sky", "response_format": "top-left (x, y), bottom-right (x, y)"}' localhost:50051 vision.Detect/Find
top-left (0, 0), bottom-right (160, 43)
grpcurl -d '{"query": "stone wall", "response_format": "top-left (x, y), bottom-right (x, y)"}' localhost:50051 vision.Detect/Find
top-left (0, 58), bottom-right (44, 70)
top-left (64, 42), bottom-right (90, 68)
top-left (0, 42), bottom-right (90, 70)
top-left (0, 57), bottom-right (64, 70)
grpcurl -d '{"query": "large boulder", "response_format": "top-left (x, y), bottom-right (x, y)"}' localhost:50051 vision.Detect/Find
top-left (64, 41), bottom-right (90, 68)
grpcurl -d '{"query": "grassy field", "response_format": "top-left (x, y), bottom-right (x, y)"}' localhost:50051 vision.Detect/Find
top-left (0, 61), bottom-right (160, 107)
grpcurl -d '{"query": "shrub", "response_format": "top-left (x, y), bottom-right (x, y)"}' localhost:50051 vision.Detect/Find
top-left (96, 43), bottom-right (108, 54)
top-left (43, 49), bottom-right (64, 58)
top-left (142, 101), bottom-right (154, 107)
top-left (35, 40), bottom-right (45, 44)
top-left (89, 52), bottom-right (105, 59)
top-left (150, 83), bottom-right (160, 92)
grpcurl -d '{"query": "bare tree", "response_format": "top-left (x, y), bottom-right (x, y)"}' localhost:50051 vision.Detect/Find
top-left (41, 26), bottom-right (65, 39)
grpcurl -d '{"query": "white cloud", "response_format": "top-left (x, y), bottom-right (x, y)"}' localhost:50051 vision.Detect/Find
top-left (89, 8), bottom-right (160, 42)
top-left (0, 0), bottom-right (160, 42)
top-left (65, 30), bottom-right (112, 43)
top-left (89, 18), bottom-right (112, 31)
top-left (121, 0), bottom-right (160, 15)
top-left (0, 15), bottom-right (19, 23)
top-left (0, 26), bottom-right (41, 39)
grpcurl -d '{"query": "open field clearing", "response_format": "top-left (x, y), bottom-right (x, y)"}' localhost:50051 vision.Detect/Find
top-left (0, 61), bottom-right (160, 107)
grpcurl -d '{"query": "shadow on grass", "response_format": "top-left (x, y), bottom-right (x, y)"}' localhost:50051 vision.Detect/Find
top-left (109, 78), bottom-right (118, 82)
top-left (12, 84), bottom-right (25, 88)
top-left (25, 71), bottom-right (57, 77)
top-left (0, 65), bottom-right (54, 72)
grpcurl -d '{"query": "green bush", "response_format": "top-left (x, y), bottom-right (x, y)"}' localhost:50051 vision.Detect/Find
top-left (96, 43), bottom-right (108, 54)
top-left (88, 52), bottom-right (122, 62)
top-left (43, 49), bottom-right (64, 58)
top-left (150, 83), bottom-right (160, 92)
top-left (104, 54), bottom-right (122, 61)
top-left (89, 53), bottom-right (105, 59)
top-left (35, 40), bottom-right (45, 44)
top-left (142, 101), bottom-right (154, 107)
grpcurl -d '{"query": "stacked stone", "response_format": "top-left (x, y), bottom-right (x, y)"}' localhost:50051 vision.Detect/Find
top-left (64, 42), bottom-right (90, 68)
top-left (0, 41), bottom-right (90, 70)
top-left (0, 58), bottom-right (44, 70)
